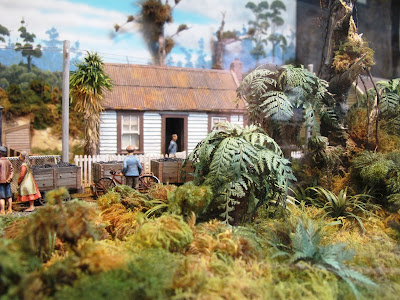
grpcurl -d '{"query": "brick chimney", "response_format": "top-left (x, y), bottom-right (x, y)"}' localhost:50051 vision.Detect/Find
top-left (230, 58), bottom-right (243, 83)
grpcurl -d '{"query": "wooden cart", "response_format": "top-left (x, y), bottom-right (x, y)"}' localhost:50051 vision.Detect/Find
top-left (32, 164), bottom-right (82, 204)
top-left (150, 159), bottom-right (194, 184)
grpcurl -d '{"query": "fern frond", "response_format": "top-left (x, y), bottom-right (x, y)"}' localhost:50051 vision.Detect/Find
top-left (380, 91), bottom-right (399, 115)
top-left (279, 65), bottom-right (315, 94)
top-left (260, 91), bottom-right (293, 121)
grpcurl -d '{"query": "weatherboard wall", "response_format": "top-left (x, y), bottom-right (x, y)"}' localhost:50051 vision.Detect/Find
top-left (99, 111), bottom-right (244, 155)
top-left (143, 112), bottom-right (162, 154)
top-left (99, 110), bottom-right (118, 155)
top-left (188, 113), bottom-right (209, 153)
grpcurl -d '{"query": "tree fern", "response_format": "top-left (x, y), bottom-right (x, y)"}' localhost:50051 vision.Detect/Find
top-left (237, 64), bottom-right (335, 144)
top-left (185, 123), bottom-right (295, 224)
top-left (352, 151), bottom-right (400, 206)
top-left (366, 78), bottom-right (400, 135)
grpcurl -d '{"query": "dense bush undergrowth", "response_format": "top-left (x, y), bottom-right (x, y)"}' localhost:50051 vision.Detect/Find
top-left (2, 70), bottom-right (400, 297)
top-left (1, 184), bottom-right (400, 300)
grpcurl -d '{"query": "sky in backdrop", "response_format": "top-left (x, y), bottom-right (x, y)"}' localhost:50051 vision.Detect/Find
top-left (0, 0), bottom-right (296, 71)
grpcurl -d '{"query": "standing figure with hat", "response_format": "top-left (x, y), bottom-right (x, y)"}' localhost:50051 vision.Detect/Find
top-left (122, 145), bottom-right (143, 189)
top-left (0, 146), bottom-right (13, 215)
top-left (17, 151), bottom-right (41, 212)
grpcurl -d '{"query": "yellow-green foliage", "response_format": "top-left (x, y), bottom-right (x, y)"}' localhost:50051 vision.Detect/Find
top-left (17, 239), bottom-right (129, 299)
top-left (3, 184), bottom-right (400, 300)
top-left (0, 239), bottom-right (28, 297)
top-left (188, 220), bottom-right (262, 262)
top-left (347, 108), bottom-right (371, 150)
top-left (16, 190), bottom-right (106, 261)
top-left (332, 22), bottom-right (374, 73)
top-left (101, 203), bottom-right (141, 240)
top-left (112, 185), bottom-right (149, 211)
top-left (2, 216), bottom-right (29, 239)
top-left (168, 182), bottom-right (213, 216)
top-left (147, 183), bottom-right (176, 202)
top-left (44, 187), bottom-right (71, 204)
top-left (66, 240), bottom-right (128, 274)
top-left (98, 186), bottom-right (149, 211)
top-left (173, 253), bottom-right (340, 300)
top-left (53, 248), bottom-right (180, 300)
top-left (97, 190), bottom-right (121, 209)
top-left (128, 214), bottom-right (193, 252)
top-left (327, 217), bottom-right (400, 299)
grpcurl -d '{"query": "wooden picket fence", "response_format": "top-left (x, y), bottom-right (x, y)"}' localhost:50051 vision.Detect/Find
top-left (74, 152), bottom-right (187, 187)
top-left (73, 150), bottom-right (302, 188)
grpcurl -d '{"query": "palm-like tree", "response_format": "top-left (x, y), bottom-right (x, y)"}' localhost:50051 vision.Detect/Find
top-left (70, 52), bottom-right (112, 155)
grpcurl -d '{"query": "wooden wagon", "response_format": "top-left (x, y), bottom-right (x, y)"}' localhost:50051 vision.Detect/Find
top-left (150, 158), bottom-right (194, 184)
top-left (32, 164), bottom-right (82, 194)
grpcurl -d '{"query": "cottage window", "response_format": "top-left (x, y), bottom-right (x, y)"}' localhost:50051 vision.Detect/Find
top-left (211, 116), bottom-right (228, 131)
top-left (121, 115), bottom-right (140, 149)
top-left (117, 112), bottom-right (143, 153)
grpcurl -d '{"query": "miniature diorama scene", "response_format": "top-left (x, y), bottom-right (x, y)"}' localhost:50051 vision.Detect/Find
top-left (1, 0), bottom-right (400, 299)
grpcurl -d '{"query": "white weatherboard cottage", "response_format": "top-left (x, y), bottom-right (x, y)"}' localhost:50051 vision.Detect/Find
top-left (99, 59), bottom-right (247, 155)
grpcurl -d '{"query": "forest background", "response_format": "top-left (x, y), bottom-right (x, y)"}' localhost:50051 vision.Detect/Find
top-left (0, 0), bottom-right (296, 155)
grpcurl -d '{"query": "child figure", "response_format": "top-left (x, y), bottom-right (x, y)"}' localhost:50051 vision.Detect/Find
top-left (18, 151), bottom-right (41, 212)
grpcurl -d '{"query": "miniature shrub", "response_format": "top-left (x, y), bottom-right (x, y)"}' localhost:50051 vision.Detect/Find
top-left (147, 183), bottom-right (176, 202)
top-left (129, 214), bottom-right (193, 252)
top-left (1, 216), bottom-right (28, 238)
top-left (168, 182), bottom-right (213, 216)
top-left (0, 239), bottom-right (27, 298)
top-left (97, 190), bottom-right (121, 209)
top-left (53, 248), bottom-right (179, 300)
top-left (44, 186), bottom-right (71, 204)
top-left (307, 186), bottom-right (378, 231)
top-left (16, 189), bottom-right (106, 261)
top-left (98, 185), bottom-right (149, 211)
top-left (17, 239), bottom-right (130, 299)
top-left (332, 33), bottom-right (374, 73)
top-left (101, 203), bottom-right (141, 240)
top-left (352, 151), bottom-right (400, 208)
top-left (112, 185), bottom-right (150, 210)
top-left (188, 225), bottom-right (262, 262)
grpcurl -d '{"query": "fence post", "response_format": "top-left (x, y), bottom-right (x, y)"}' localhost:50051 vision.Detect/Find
top-left (88, 155), bottom-right (92, 187)
top-left (83, 155), bottom-right (88, 187)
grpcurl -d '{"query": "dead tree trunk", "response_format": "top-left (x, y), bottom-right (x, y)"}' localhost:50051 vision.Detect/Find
top-left (318, 0), bottom-right (370, 145)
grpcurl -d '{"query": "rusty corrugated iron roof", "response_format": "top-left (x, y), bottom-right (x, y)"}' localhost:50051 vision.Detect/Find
top-left (103, 63), bottom-right (246, 112)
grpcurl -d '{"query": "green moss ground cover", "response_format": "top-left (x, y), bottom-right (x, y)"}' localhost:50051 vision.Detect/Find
top-left (1, 184), bottom-right (399, 300)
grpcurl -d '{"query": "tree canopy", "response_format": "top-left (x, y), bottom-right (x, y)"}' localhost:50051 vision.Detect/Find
top-left (15, 19), bottom-right (42, 72)
top-left (114, 0), bottom-right (188, 65)
top-left (70, 52), bottom-right (113, 155)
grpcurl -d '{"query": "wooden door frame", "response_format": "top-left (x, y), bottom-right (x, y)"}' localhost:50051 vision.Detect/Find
top-left (161, 114), bottom-right (188, 155)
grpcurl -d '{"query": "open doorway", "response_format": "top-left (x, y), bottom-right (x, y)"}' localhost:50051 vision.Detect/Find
top-left (163, 116), bottom-right (186, 155)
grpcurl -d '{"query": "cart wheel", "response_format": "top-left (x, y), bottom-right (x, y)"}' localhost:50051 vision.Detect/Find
top-left (138, 175), bottom-right (160, 192)
top-left (38, 193), bottom-right (46, 206)
top-left (95, 177), bottom-right (116, 197)
top-left (37, 192), bottom-right (71, 206)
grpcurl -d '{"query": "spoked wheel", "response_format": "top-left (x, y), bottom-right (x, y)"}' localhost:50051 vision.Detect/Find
top-left (95, 177), bottom-right (116, 197)
top-left (38, 193), bottom-right (46, 206)
top-left (37, 192), bottom-right (71, 206)
top-left (138, 175), bottom-right (160, 192)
